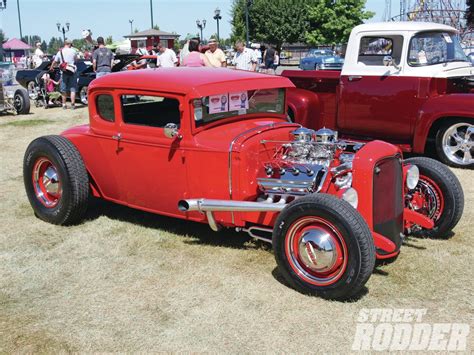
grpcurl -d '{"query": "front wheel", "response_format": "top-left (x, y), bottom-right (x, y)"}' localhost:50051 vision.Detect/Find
top-left (23, 135), bottom-right (90, 225)
top-left (405, 157), bottom-right (464, 238)
top-left (14, 89), bottom-right (30, 114)
top-left (273, 194), bottom-right (375, 301)
top-left (435, 120), bottom-right (473, 168)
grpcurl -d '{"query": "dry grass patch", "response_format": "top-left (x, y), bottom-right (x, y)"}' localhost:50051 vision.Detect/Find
top-left (0, 106), bottom-right (472, 352)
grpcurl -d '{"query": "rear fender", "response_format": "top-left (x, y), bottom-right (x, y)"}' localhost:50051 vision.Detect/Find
top-left (286, 87), bottom-right (320, 128)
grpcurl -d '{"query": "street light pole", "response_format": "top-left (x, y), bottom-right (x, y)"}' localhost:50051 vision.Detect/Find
top-left (213, 7), bottom-right (222, 42)
top-left (17, 0), bottom-right (23, 40)
top-left (245, 0), bottom-right (252, 47)
top-left (196, 19), bottom-right (206, 42)
top-left (150, 0), bottom-right (154, 28)
top-left (56, 22), bottom-right (70, 43)
top-left (129, 19), bottom-right (134, 34)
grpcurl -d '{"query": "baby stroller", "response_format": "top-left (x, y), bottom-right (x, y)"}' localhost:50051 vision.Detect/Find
top-left (33, 69), bottom-right (61, 108)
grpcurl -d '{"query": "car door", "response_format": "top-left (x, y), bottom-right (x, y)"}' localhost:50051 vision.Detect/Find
top-left (337, 34), bottom-right (422, 141)
top-left (115, 91), bottom-right (187, 216)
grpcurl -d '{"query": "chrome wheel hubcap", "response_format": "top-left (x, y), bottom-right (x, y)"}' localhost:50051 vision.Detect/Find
top-left (32, 158), bottom-right (62, 207)
top-left (80, 88), bottom-right (88, 105)
top-left (442, 123), bottom-right (474, 166)
top-left (298, 229), bottom-right (338, 273)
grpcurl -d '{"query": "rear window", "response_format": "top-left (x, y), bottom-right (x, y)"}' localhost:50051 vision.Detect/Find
top-left (96, 94), bottom-right (115, 122)
top-left (358, 36), bottom-right (403, 66)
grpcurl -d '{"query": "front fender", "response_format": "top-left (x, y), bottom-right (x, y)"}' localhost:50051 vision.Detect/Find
top-left (413, 94), bottom-right (474, 153)
top-left (286, 87), bottom-right (321, 128)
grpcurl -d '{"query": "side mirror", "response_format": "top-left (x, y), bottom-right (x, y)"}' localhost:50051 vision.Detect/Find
top-left (164, 123), bottom-right (182, 140)
top-left (383, 55), bottom-right (400, 70)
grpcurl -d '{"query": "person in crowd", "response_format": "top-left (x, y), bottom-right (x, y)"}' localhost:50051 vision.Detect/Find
top-left (181, 39), bottom-right (211, 67)
top-left (136, 42), bottom-right (148, 56)
top-left (157, 43), bottom-right (178, 68)
top-left (50, 39), bottom-right (78, 110)
top-left (204, 38), bottom-right (227, 68)
top-left (232, 41), bottom-right (257, 71)
top-left (263, 45), bottom-right (276, 74)
top-left (272, 50), bottom-right (280, 74)
top-left (92, 36), bottom-right (114, 78)
top-left (251, 43), bottom-right (262, 71)
top-left (33, 42), bottom-right (44, 68)
top-left (180, 37), bottom-right (199, 63)
top-left (41, 72), bottom-right (61, 105)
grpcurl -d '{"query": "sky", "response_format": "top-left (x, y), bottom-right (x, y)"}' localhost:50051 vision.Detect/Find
top-left (0, 0), bottom-right (395, 43)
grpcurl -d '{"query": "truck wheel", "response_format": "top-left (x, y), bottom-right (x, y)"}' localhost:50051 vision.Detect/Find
top-left (405, 157), bottom-right (464, 238)
top-left (23, 136), bottom-right (89, 225)
top-left (79, 86), bottom-right (88, 105)
top-left (435, 120), bottom-right (473, 168)
top-left (14, 89), bottom-right (30, 114)
top-left (273, 194), bottom-right (375, 301)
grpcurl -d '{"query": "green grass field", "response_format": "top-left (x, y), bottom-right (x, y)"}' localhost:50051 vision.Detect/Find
top-left (0, 107), bottom-right (472, 352)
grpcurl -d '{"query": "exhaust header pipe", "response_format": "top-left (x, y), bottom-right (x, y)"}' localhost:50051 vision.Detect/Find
top-left (178, 198), bottom-right (286, 213)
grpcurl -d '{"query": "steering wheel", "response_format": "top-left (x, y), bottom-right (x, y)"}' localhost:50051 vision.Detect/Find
top-left (429, 56), bottom-right (441, 64)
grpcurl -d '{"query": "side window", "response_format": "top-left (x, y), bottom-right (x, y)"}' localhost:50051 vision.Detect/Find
top-left (96, 94), bottom-right (115, 122)
top-left (121, 95), bottom-right (180, 128)
top-left (357, 36), bottom-right (403, 66)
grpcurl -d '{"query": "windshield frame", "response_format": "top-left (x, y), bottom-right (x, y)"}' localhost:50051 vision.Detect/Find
top-left (190, 88), bottom-right (288, 133)
top-left (407, 30), bottom-right (469, 67)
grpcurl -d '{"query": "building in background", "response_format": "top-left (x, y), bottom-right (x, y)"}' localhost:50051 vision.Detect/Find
top-left (124, 29), bottom-right (180, 53)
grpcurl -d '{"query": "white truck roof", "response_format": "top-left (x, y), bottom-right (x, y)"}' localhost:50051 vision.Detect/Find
top-left (353, 21), bottom-right (457, 34)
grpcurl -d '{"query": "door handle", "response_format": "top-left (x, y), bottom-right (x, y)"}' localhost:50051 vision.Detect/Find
top-left (112, 133), bottom-right (122, 141)
top-left (348, 75), bottom-right (362, 82)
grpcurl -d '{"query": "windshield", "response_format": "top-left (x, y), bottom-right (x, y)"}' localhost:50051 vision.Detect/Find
top-left (408, 31), bottom-right (469, 66)
top-left (193, 88), bottom-right (285, 127)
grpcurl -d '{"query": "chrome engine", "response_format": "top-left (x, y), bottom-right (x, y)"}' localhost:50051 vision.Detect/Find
top-left (257, 127), bottom-right (356, 198)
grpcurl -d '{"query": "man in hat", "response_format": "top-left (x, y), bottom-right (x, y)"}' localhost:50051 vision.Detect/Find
top-left (92, 36), bottom-right (114, 78)
top-left (204, 38), bottom-right (227, 68)
top-left (51, 39), bottom-right (78, 109)
top-left (33, 42), bottom-right (44, 68)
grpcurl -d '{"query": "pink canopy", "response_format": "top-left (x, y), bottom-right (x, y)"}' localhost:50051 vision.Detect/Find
top-left (2, 38), bottom-right (31, 50)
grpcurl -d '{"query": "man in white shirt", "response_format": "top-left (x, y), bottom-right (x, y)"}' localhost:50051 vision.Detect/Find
top-left (158, 43), bottom-right (178, 67)
top-left (232, 41), bottom-right (257, 71)
top-left (51, 39), bottom-right (78, 109)
top-left (33, 42), bottom-right (44, 68)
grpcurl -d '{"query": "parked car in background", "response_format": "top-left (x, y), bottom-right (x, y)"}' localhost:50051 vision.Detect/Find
top-left (299, 49), bottom-right (344, 70)
top-left (285, 22), bottom-right (474, 168)
top-left (23, 68), bottom-right (463, 300)
top-left (0, 62), bottom-right (30, 115)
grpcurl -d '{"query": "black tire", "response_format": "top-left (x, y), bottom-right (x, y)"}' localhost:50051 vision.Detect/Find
top-left (23, 135), bottom-right (89, 225)
top-left (435, 119), bottom-right (473, 168)
top-left (273, 194), bottom-right (375, 301)
top-left (14, 89), bottom-right (30, 114)
top-left (405, 157), bottom-right (464, 238)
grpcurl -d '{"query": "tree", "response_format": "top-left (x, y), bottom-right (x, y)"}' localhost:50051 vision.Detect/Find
top-left (305, 0), bottom-right (374, 46)
top-left (152, 24), bottom-right (160, 30)
top-left (0, 29), bottom-right (6, 44)
top-left (41, 40), bottom-right (47, 51)
top-left (467, 0), bottom-right (473, 28)
top-left (231, 0), bottom-right (315, 50)
top-left (47, 37), bottom-right (63, 55)
top-left (106, 36), bottom-right (113, 45)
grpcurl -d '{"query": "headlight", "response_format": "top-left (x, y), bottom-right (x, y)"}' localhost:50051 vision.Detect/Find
top-left (406, 165), bottom-right (419, 190)
top-left (341, 188), bottom-right (358, 209)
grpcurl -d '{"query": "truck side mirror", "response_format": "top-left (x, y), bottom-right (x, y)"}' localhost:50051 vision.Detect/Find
top-left (164, 123), bottom-right (182, 140)
top-left (383, 55), bottom-right (400, 70)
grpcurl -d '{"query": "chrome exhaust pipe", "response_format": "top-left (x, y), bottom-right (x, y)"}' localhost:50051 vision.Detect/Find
top-left (178, 198), bottom-right (286, 213)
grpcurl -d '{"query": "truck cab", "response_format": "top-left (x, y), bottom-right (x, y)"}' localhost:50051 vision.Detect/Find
top-left (284, 22), bottom-right (474, 168)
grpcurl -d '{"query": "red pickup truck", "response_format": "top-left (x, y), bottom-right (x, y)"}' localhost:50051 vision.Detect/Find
top-left (283, 22), bottom-right (474, 168)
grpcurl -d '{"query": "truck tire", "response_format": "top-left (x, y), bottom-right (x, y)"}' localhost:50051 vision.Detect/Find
top-left (14, 89), bottom-right (30, 115)
top-left (273, 194), bottom-right (375, 301)
top-left (435, 120), bottom-right (473, 168)
top-left (23, 135), bottom-right (89, 225)
top-left (405, 157), bottom-right (464, 238)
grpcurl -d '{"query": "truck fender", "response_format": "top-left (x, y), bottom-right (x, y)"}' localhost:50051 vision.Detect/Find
top-left (413, 94), bottom-right (474, 153)
top-left (286, 87), bottom-right (320, 128)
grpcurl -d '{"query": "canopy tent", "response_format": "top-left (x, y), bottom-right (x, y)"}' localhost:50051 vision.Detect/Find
top-left (106, 39), bottom-right (131, 54)
top-left (2, 38), bottom-right (31, 62)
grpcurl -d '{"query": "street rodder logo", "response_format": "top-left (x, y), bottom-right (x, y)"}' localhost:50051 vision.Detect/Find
top-left (352, 308), bottom-right (470, 351)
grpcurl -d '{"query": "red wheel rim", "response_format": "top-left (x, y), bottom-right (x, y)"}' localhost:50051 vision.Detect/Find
top-left (408, 175), bottom-right (444, 223)
top-left (284, 216), bottom-right (347, 286)
top-left (32, 158), bottom-right (62, 208)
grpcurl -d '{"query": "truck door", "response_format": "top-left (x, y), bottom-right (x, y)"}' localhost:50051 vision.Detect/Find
top-left (115, 92), bottom-right (187, 217)
top-left (338, 35), bottom-right (421, 141)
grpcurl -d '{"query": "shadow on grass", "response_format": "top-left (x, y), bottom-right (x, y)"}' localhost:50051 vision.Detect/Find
top-left (271, 267), bottom-right (370, 302)
top-left (84, 198), bottom-right (259, 250)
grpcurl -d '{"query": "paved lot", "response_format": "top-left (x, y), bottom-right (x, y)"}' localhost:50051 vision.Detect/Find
top-left (0, 105), bottom-right (472, 352)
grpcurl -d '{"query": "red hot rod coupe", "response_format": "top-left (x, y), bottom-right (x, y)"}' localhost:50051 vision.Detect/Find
top-left (23, 68), bottom-right (464, 300)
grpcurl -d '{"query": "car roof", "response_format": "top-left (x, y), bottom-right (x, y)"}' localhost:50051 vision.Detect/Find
top-left (89, 67), bottom-right (295, 98)
top-left (353, 21), bottom-right (457, 34)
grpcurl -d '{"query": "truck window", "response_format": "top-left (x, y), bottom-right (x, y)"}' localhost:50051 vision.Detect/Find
top-left (120, 95), bottom-right (180, 128)
top-left (96, 94), bottom-right (115, 122)
top-left (358, 36), bottom-right (403, 66)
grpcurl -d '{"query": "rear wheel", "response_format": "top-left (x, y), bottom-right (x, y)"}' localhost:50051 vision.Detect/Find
top-left (405, 157), bottom-right (464, 238)
top-left (23, 135), bottom-right (89, 225)
top-left (273, 194), bottom-right (375, 300)
top-left (14, 89), bottom-right (30, 114)
top-left (435, 120), bottom-right (473, 168)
